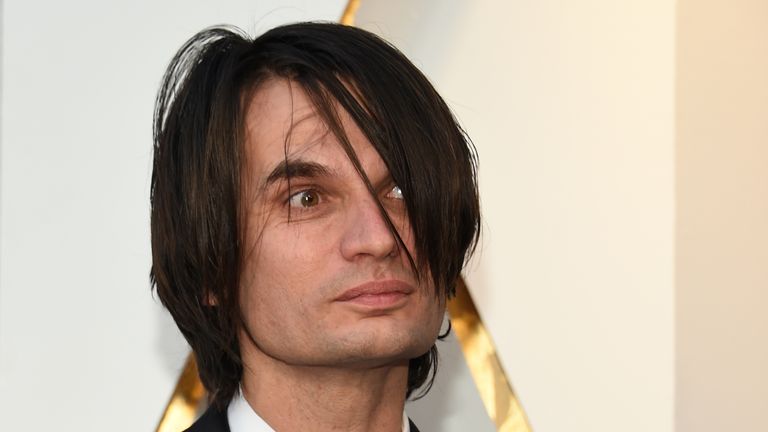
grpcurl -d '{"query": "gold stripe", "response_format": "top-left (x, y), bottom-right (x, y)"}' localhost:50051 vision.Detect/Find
top-left (155, 354), bottom-right (205, 432)
top-left (339, 0), bottom-right (360, 26)
top-left (448, 278), bottom-right (532, 432)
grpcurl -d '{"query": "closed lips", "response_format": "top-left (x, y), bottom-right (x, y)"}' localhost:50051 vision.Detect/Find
top-left (334, 280), bottom-right (414, 302)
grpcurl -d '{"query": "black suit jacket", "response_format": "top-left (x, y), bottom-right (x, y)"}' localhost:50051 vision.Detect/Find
top-left (184, 406), bottom-right (421, 432)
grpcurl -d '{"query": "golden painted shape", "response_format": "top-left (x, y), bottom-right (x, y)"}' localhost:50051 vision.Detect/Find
top-left (155, 354), bottom-right (206, 432)
top-left (156, 3), bottom-right (532, 431)
top-left (448, 278), bottom-right (532, 432)
top-left (339, 0), bottom-right (360, 26)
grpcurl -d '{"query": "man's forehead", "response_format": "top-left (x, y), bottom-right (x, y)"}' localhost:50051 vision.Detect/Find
top-left (244, 78), bottom-right (387, 185)
top-left (245, 79), bottom-right (324, 146)
top-left (244, 79), bottom-right (331, 172)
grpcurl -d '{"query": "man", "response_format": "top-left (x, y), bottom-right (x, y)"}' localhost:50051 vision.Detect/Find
top-left (151, 22), bottom-right (480, 432)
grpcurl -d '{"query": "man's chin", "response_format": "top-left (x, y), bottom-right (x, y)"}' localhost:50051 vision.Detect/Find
top-left (321, 332), bottom-right (435, 369)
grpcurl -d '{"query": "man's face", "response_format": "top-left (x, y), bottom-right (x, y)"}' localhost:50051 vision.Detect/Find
top-left (238, 78), bottom-right (445, 369)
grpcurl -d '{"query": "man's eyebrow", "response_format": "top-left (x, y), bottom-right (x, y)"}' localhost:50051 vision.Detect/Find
top-left (264, 159), bottom-right (334, 187)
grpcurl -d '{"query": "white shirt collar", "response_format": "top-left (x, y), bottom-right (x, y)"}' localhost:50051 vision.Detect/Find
top-left (227, 389), bottom-right (410, 432)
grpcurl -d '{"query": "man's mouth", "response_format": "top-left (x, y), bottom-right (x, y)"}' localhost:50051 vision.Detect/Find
top-left (334, 280), bottom-right (414, 309)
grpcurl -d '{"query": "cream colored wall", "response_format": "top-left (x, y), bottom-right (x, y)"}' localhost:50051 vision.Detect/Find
top-left (676, 1), bottom-right (768, 431)
top-left (358, 1), bottom-right (676, 431)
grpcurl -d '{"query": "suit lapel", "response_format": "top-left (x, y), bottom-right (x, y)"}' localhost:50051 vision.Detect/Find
top-left (184, 406), bottom-right (231, 432)
top-left (409, 418), bottom-right (421, 432)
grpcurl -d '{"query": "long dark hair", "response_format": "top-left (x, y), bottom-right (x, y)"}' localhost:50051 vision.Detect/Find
top-left (151, 22), bottom-right (480, 409)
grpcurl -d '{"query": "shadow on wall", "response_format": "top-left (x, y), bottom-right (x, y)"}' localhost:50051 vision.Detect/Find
top-left (408, 317), bottom-right (496, 432)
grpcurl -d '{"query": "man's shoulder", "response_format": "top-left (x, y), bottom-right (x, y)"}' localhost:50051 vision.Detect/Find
top-left (184, 406), bottom-right (230, 432)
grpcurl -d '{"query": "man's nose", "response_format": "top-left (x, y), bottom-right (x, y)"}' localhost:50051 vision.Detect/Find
top-left (339, 196), bottom-right (398, 261)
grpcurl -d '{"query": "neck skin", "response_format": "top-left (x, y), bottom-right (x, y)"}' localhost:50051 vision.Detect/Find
top-left (239, 340), bottom-right (409, 432)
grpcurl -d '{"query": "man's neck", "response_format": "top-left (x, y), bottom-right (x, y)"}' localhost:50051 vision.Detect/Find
top-left (240, 346), bottom-right (409, 432)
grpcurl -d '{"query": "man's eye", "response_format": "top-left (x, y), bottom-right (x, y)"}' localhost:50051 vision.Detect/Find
top-left (386, 185), bottom-right (404, 200)
top-left (288, 190), bottom-right (320, 208)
